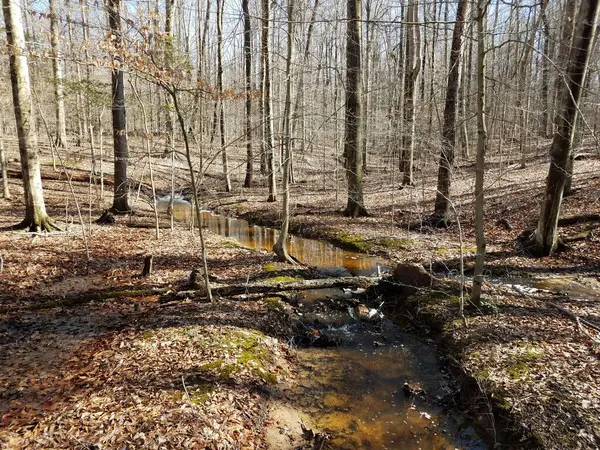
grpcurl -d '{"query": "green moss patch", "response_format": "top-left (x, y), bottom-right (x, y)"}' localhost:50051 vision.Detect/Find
top-left (197, 329), bottom-right (278, 384)
top-left (264, 276), bottom-right (303, 284)
top-left (263, 263), bottom-right (278, 272)
top-left (264, 296), bottom-right (286, 311)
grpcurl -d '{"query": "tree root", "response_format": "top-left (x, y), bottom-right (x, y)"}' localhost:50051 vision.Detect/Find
top-left (10, 216), bottom-right (62, 233)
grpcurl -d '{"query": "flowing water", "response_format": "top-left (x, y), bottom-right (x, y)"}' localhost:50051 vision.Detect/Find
top-left (156, 197), bottom-right (486, 448)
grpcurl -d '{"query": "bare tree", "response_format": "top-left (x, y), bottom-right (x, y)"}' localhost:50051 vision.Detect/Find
top-left (1, 140), bottom-right (11, 199)
top-left (274, 0), bottom-right (296, 264)
top-left (533, 0), bottom-right (599, 256)
top-left (242, 0), bottom-right (253, 187)
top-left (3, 0), bottom-right (57, 231)
top-left (399, 0), bottom-right (421, 187)
top-left (107, 0), bottom-right (130, 213)
top-left (471, 0), bottom-right (489, 305)
top-left (216, 0), bottom-right (231, 192)
top-left (433, 0), bottom-right (470, 226)
top-left (49, 0), bottom-right (67, 148)
top-left (164, 0), bottom-right (176, 153)
top-left (343, 0), bottom-right (368, 217)
top-left (262, 0), bottom-right (276, 202)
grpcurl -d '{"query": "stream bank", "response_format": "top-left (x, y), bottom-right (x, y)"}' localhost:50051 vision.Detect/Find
top-left (182, 199), bottom-right (600, 449)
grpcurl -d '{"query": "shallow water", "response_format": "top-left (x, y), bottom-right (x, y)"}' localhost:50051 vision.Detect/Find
top-left (156, 198), bottom-right (388, 276)
top-left (156, 198), bottom-right (486, 448)
top-left (294, 330), bottom-right (483, 449)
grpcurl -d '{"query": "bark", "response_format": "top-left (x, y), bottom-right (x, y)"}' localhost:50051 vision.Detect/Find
top-left (540, 0), bottom-right (551, 137)
top-left (217, 0), bottom-right (231, 192)
top-left (343, 0), bottom-right (368, 218)
top-left (433, 0), bottom-right (470, 225)
top-left (1, 140), bottom-right (11, 199)
top-left (516, 2), bottom-right (547, 168)
top-left (471, 0), bottom-right (489, 305)
top-left (399, 0), bottom-right (421, 186)
top-left (534, 0), bottom-right (599, 256)
top-left (164, 0), bottom-right (176, 154)
top-left (291, 0), bottom-right (320, 170)
top-left (361, 0), bottom-right (371, 173)
top-left (107, 0), bottom-right (130, 213)
top-left (214, 276), bottom-right (380, 297)
top-left (49, 0), bottom-right (67, 148)
top-left (170, 87), bottom-right (213, 302)
top-left (242, 0), bottom-right (253, 187)
top-left (274, 0), bottom-right (296, 264)
top-left (262, 0), bottom-right (276, 202)
top-left (3, 0), bottom-right (57, 231)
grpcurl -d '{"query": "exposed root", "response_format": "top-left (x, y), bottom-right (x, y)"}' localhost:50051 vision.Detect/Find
top-left (10, 216), bottom-right (62, 233)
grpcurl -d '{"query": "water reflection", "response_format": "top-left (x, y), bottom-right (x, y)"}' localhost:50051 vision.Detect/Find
top-left (155, 198), bottom-right (389, 276)
top-left (294, 325), bottom-right (486, 449)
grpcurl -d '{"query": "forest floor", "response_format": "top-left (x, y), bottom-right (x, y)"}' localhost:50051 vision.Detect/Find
top-left (1, 139), bottom-right (599, 448)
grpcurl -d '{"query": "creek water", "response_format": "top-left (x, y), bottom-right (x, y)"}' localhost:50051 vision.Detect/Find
top-left (156, 198), bottom-right (486, 449)
top-left (155, 198), bottom-right (388, 276)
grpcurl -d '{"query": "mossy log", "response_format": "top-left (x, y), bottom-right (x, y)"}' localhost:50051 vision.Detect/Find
top-left (211, 276), bottom-right (379, 297)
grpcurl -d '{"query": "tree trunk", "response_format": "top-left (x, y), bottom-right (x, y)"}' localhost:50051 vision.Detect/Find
top-left (164, 0), bottom-right (176, 154)
top-left (540, 0), bottom-right (551, 137)
top-left (400, 0), bottom-right (421, 187)
top-left (242, 0), bottom-right (253, 187)
top-left (3, 0), bottom-right (57, 231)
top-left (49, 0), bottom-right (67, 148)
top-left (470, 0), bottom-right (489, 305)
top-left (433, 0), bottom-right (470, 225)
top-left (534, 0), bottom-right (599, 256)
top-left (107, 0), bottom-right (130, 213)
top-left (274, 0), bottom-right (296, 264)
top-left (216, 0), bottom-right (231, 192)
top-left (262, 0), bottom-right (276, 202)
top-left (343, 0), bottom-right (368, 218)
top-left (170, 87), bottom-right (213, 302)
top-left (1, 139), bottom-right (11, 199)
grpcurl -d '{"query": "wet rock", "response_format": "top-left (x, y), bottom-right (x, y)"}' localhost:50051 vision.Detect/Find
top-left (401, 382), bottom-right (426, 398)
top-left (392, 263), bottom-right (434, 295)
top-left (353, 304), bottom-right (384, 322)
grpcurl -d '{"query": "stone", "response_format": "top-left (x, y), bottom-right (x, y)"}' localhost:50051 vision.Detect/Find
top-left (392, 263), bottom-right (433, 295)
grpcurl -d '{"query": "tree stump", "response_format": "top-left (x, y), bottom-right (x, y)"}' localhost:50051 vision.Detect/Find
top-left (141, 254), bottom-right (153, 277)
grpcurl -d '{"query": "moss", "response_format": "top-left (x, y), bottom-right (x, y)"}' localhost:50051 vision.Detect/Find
top-left (375, 238), bottom-right (422, 251)
top-left (492, 393), bottom-right (512, 411)
top-left (518, 342), bottom-right (543, 359)
top-left (263, 263), bottom-right (278, 272)
top-left (142, 331), bottom-right (154, 340)
top-left (507, 360), bottom-right (530, 379)
top-left (222, 239), bottom-right (243, 249)
top-left (437, 247), bottom-right (449, 255)
top-left (188, 383), bottom-right (215, 404)
top-left (330, 230), bottom-right (373, 252)
top-left (476, 368), bottom-right (490, 380)
top-left (264, 296), bottom-right (285, 311)
top-left (264, 276), bottom-right (303, 284)
top-left (198, 329), bottom-right (277, 384)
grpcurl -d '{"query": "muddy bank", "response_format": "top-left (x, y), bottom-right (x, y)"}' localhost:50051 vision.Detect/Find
top-left (371, 273), bottom-right (600, 449)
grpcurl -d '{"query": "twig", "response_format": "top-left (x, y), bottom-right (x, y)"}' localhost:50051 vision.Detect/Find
top-left (181, 375), bottom-right (191, 403)
top-left (546, 301), bottom-right (600, 348)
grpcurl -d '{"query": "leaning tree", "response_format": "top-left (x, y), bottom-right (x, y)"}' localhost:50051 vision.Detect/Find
top-left (3, 0), bottom-right (58, 231)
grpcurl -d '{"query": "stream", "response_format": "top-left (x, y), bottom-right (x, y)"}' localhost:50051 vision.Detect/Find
top-left (156, 198), bottom-right (486, 449)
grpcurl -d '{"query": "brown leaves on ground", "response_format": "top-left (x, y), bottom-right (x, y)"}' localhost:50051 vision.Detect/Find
top-left (1, 297), bottom-right (293, 449)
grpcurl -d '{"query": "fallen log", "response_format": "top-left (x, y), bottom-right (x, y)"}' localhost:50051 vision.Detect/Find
top-left (212, 276), bottom-right (379, 297)
top-left (558, 214), bottom-right (600, 227)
